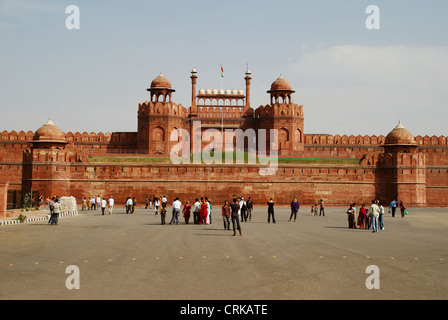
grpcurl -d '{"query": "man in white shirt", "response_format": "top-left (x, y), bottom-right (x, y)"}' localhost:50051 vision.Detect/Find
top-left (51, 199), bottom-right (61, 225)
top-left (126, 197), bottom-right (133, 214)
top-left (170, 197), bottom-right (182, 225)
top-left (100, 198), bottom-right (107, 215)
top-left (239, 197), bottom-right (247, 222)
top-left (108, 196), bottom-right (114, 215)
top-left (96, 195), bottom-right (101, 210)
top-left (193, 199), bottom-right (201, 224)
top-left (91, 196), bottom-right (96, 210)
top-left (369, 200), bottom-right (380, 232)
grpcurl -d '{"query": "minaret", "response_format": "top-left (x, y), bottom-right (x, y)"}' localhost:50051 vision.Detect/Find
top-left (244, 68), bottom-right (252, 111)
top-left (190, 68), bottom-right (198, 115)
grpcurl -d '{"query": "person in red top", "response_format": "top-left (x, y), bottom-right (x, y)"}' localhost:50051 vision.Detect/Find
top-left (200, 199), bottom-right (208, 225)
top-left (358, 203), bottom-right (368, 229)
top-left (221, 200), bottom-right (231, 230)
top-left (182, 201), bottom-right (191, 224)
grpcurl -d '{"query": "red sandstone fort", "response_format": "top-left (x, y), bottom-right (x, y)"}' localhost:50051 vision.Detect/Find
top-left (1, 68), bottom-right (447, 213)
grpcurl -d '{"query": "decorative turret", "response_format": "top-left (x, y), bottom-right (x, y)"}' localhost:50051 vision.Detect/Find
top-left (147, 73), bottom-right (175, 103)
top-left (33, 118), bottom-right (67, 149)
top-left (267, 75), bottom-right (295, 105)
top-left (384, 121), bottom-right (418, 154)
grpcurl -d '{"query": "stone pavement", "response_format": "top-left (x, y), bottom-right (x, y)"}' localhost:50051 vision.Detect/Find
top-left (0, 205), bottom-right (447, 300)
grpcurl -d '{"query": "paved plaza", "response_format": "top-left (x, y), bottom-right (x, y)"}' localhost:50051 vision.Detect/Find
top-left (0, 205), bottom-right (447, 300)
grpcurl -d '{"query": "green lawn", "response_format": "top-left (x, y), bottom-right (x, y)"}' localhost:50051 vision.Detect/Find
top-left (88, 152), bottom-right (360, 165)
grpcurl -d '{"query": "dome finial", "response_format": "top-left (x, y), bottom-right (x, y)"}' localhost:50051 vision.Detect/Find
top-left (45, 117), bottom-right (54, 126)
top-left (395, 120), bottom-right (405, 130)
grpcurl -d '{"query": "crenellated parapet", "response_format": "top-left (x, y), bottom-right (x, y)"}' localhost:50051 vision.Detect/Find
top-left (255, 103), bottom-right (303, 118)
top-left (305, 134), bottom-right (386, 146)
top-left (138, 100), bottom-right (187, 118)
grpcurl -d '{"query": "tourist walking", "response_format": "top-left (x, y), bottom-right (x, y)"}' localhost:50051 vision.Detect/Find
top-left (319, 199), bottom-right (325, 216)
top-left (183, 201), bottom-right (191, 224)
top-left (237, 197), bottom-right (242, 222)
top-left (230, 199), bottom-right (243, 236)
top-left (132, 197), bottom-right (137, 214)
top-left (347, 204), bottom-right (355, 228)
top-left (222, 200), bottom-right (231, 230)
top-left (96, 195), bottom-right (101, 210)
top-left (145, 196), bottom-right (149, 209)
top-left (160, 206), bottom-right (167, 225)
top-left (358, 203), bottom-right (367, 229)
top-left (378, 201), bottom-right (385, 230)
top-left (240, 197), bottom-right (247, 222)
top-left (50, 198), bottom-right (61, 225)
top-left (170, 197), bottom-right (181, 225)
top-left (389, 200), bottom-right (399, 217)
top-left (199, 199), bottom-right (208, 225)
top-left (206, 198), bottom-right (212, 224)
top-left (154, 197), bottom-right (160, 215)
top-left (369, 200), bottom-right (380, 232)
top-left (125, 197), bottom-right (133, 214)
top-left (399, 200), bottom-right (407, 218)
top-left (267, 198), bottom-right (275, 223)
top-left (193, 198), bottom-right (201, 224)
top-left (48, 197), bottom-right (55, 224)
top-left (82, 197), bottom-right (87, 211)
top-left (246, 197), bottom-right (253, 221)
top-left (289, 198), bottom-right (300, 222)
top-left (100, 197), bottom-right (107, 215)
top-left (311, 203), bottom-right (318, 216)
top-left (91, 196), bottom-right (96, 210)
top-left (108, 196), bottom-right (114, 214)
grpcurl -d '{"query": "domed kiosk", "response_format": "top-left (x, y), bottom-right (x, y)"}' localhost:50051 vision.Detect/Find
top-left (267, 75), bottom-right (295, 105)
top-left (147, 73), bottom-right (175, 103)
top-left (384, 121), bottom-right (417, 153)
top-left (33, 118), bottom-right (67, 149)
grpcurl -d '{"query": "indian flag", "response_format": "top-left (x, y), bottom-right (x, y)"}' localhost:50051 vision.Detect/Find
top-left (220, 65), bottom-right (224, 78)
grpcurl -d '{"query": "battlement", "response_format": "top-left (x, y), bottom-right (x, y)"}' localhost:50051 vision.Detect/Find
top-left (304, 134), bottom-right (448, 147)
top-left (1, 130), bottom-right (34, 142)
top-left (254, 103), bottom-right (303, 118)
top-left (138, 101), bottom-right (187, 117)
top-left (361, 152), bottom-right (426, 166)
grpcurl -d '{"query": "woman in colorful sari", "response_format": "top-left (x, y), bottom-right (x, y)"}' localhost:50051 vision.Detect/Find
top-left (183, 201), bottom-right (191, 224)
top-left (200, 200), bottom-right (208, 225)
top-left (358, 203), bottom-right (368, 229)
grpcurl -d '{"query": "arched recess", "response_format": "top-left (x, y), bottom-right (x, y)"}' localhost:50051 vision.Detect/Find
top-left (295, 128), bottom-right (302, 144)
top-left (278, 128), bottom-right (290, 143)
top-left (153, 126), bottom-right (165, 141)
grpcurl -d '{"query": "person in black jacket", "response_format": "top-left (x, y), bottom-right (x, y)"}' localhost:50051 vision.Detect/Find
top-left (230, 199), bottom-right (243, 236)
top-left (267, 198), bottom-right (275, 223)
top-left (246, 197), bottom-right (253, 221)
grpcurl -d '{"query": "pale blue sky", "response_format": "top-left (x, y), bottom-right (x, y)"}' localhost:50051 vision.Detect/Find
top-left (1, 0), bottom-right (447, 136)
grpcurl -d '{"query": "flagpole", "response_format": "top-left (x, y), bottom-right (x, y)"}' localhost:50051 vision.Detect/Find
top-left (220, 65), bottom-right (224, 151)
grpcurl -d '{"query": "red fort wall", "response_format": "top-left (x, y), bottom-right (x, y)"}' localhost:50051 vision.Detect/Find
top-left (2, 130), bottom-right (448, 207)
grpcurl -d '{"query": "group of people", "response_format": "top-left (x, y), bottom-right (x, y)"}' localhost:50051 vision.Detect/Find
top-left (78, 194), bottom-right (409, 236)
top-left (148, 195), bottom-right (255, 236)
top-left (48, 196), bottom-right (61, 225)
top-left (310, 199), bottom-right (326, 216)
top-left (81, 195), bottom-right (114, 215)
top-left (346, 199), bottom-right (407, 232)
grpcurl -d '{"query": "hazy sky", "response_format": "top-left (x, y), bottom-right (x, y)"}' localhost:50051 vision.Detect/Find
top-left (1, 0), bottom-right (447, 137)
